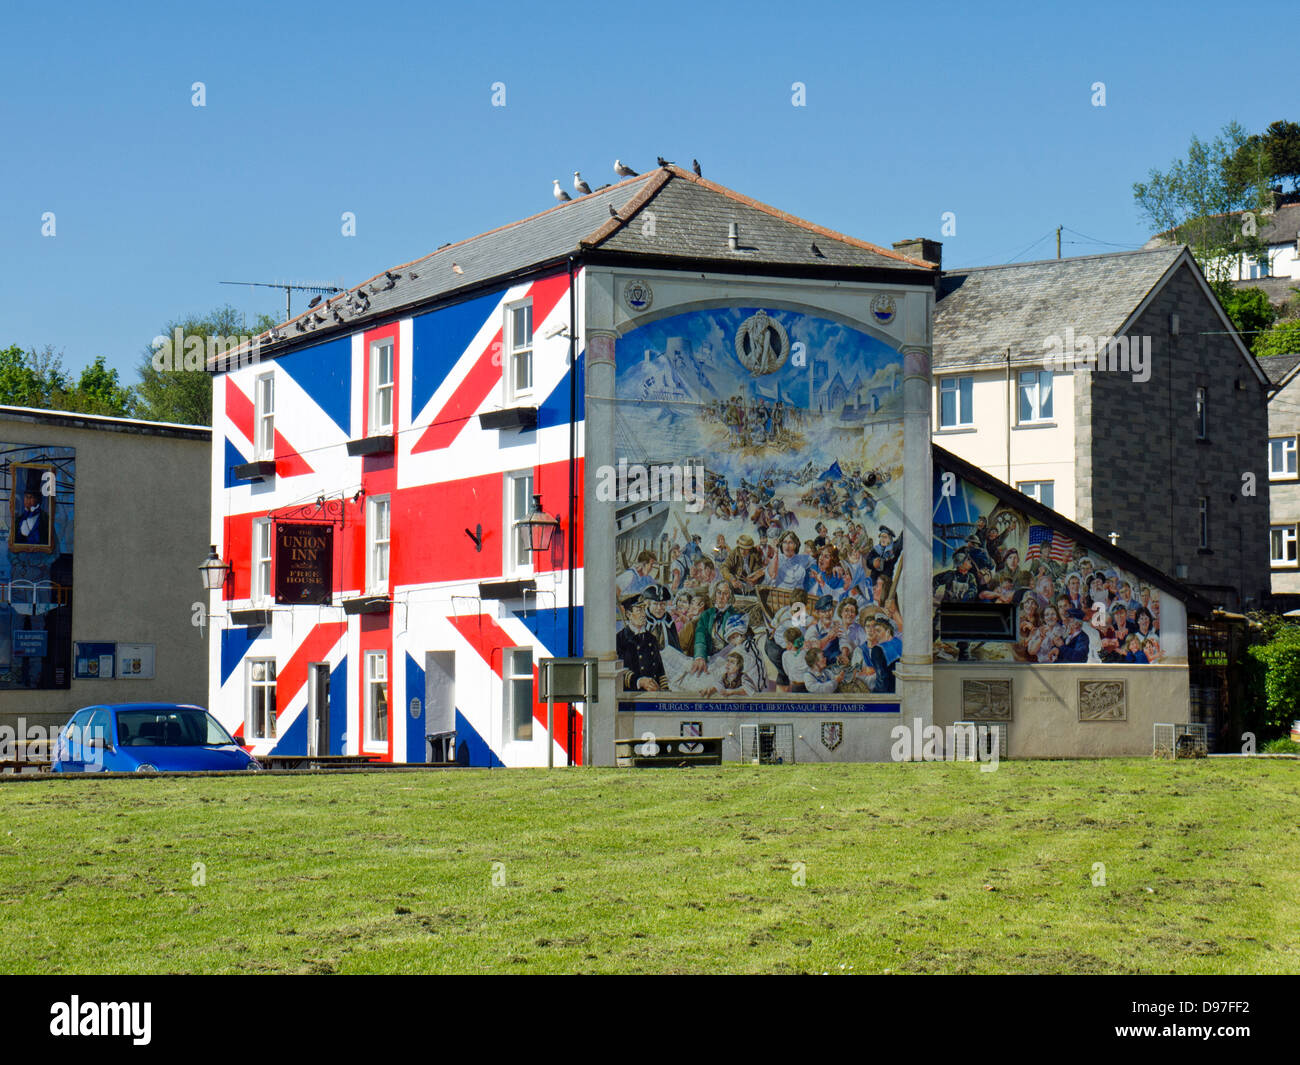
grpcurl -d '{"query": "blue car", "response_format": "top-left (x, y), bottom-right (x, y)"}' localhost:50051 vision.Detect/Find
top-left (52, 703), bottom-right (261, 773)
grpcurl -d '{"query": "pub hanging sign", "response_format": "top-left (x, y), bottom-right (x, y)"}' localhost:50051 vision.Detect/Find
top-left (275, 523), bottom-right (334, 605)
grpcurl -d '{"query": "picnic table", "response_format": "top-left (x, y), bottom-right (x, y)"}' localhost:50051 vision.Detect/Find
top-left (256, 753), bottom-right (380, 770)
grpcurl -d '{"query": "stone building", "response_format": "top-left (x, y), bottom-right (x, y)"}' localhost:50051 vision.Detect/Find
top-left (932, 245), bottom-right (1271, 612)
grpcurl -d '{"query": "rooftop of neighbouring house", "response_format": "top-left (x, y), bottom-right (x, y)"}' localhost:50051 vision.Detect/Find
top-left (933, 246), bottom-right (1186, 368)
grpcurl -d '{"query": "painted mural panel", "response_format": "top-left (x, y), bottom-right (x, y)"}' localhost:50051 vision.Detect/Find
top-left (0, 445), bottom-right (75, 689)
top-left (933, 470), bottom-right (1163, 664)
top-left (612, 306), bottom-right (904, 699)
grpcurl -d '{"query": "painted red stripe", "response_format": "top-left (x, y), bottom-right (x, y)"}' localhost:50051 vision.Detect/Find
top-left (411, 271), bottom-right (571, 454)
top-left (273, 429), bottom-right (314, 477)
top-left (411, 328), bottom-right (504, 453)
top-left (447, 612), bottom-right (574, 761)
top-left (226, 380), bottom-right (254, 443)
top-left (277, 622), bottom-right (348, 718)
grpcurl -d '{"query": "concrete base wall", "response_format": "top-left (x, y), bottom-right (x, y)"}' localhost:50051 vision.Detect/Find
top-left (933, 662), bottom-right (1189, 758)
top-left (618, 707), bottom-right (904, 763)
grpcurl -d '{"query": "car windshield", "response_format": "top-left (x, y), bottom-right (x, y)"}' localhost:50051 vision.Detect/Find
top-left (116, 710), bottom-right (237, 747)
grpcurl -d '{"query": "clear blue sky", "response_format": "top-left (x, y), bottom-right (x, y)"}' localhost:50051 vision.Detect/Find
top-left (0, 0), bottom-right (1288, 380)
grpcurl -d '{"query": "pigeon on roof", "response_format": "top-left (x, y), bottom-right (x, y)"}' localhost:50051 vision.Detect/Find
top-left (307, 295), bottom-right (322, 308)
top-left (614, 159), bottom-right (637, 177)
top-left (609, 204), bottom-right (620, 219)
top-left (692, 159), bottom-right (702, 176)
top-left (553, 179), bottom-right (571, 202)
top-left (574, 171), bottom-right (592, 195)
top-left (657, 156), bottom-right (673, 167)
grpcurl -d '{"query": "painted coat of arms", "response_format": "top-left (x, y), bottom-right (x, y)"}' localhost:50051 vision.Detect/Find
top-left (821, 721), bottom-right (843, 751)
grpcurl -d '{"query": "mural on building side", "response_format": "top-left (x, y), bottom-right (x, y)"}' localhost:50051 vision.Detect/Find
top-left (0, 445), bottom-right (75, 689)
top-left (932, 470), bottom-right (1162, 663)
top-left (612, 306), bottom-right (905, 697)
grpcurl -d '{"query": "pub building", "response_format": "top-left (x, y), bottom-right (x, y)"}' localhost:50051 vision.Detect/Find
top-left (207, 166), bottom-right (1203, 764)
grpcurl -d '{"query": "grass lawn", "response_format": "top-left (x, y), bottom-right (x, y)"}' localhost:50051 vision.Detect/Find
top-left (0, 759), bottom-right (1297, 974)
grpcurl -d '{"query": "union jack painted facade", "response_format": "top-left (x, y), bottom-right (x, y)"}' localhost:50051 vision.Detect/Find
top-left (209, 269), bottom-right (586, 766)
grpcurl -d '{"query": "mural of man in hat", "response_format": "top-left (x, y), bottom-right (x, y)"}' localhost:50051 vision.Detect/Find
top-left (641, 584), bottom-right (681, 652)
top-left (933, 548), bottom-right (979, 602)
top-left (867, 525), bottom-right (899, 579)
top-left (723, 534), bottom-right (766, 594)
top-left (617, 593), bottom-right (669, 692)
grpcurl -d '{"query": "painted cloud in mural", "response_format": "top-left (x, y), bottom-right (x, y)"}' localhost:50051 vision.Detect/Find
top-left (612, 306), bottom-right (905, 698)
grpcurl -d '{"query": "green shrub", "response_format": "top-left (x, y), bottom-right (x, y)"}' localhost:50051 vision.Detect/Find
top-left (1245, 621), bottom-right (1300, 732)
top-left (1261, 737), bottom-right (1300, 754)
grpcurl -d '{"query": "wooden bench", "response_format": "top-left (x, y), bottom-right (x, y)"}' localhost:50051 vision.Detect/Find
top-left (615, 735), bottom-right (723, 768)
top-left (0, 757), bottom-right (51, 774)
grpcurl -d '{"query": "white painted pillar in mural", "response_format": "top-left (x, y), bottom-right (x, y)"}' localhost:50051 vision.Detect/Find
top-left (898, 297), bottom-right (935, 754)
top-left (583, 269), bottom-right (620, 767)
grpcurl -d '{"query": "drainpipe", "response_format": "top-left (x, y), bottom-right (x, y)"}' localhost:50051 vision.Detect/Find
top-left (567, 255), bottom-right (578, 766)
top-left (1005, 348), bottom-right (1012, 484)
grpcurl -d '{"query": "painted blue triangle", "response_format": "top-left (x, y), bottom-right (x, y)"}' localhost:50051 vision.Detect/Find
top-left (278, 336), bottom-right (352, 438)
top-left (454, 708), bottom-right (504, 767)
top-left (512, 605), bottom-right (582, 657)
top-left (411, 290), bottom-right (502, 418)
top-left (537, 350), bottom-right (584, 430)
top-left (223, 437), bottom-right (250, 489)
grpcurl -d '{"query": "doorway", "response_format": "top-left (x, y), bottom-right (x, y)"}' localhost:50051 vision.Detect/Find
top-left (307, 663), bottom-right (331, 757)
top-left (425, 651), bottom-right (456, 762)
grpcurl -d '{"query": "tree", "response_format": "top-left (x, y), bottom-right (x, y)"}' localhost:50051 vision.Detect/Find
top-left (1246, 620), bottom-right (1300, 735)
top-left (1218, 286), bottom-right (1277, 343)
top-left (67, 355), bottom-right (134, 417)
top-left (1253, 318), bottom-right (1300, 358)
top-left (1134, 120), bottom-right (1273, 285)
top-left (133, 305), bottom-right (276, 425)
top-left (0, 345), bottom-right (70, 408)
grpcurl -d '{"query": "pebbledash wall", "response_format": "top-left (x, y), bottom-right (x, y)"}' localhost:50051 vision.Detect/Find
top-left (585, 266), bottom-right (937, 763)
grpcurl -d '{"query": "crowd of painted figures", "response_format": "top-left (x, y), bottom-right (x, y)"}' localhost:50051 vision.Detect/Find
top-left (932, 514), bottom-right (1163, 664)
top-left (615, 498), bottom-right (904, 696)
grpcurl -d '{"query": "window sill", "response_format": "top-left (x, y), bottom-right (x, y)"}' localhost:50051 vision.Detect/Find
top-left (1013, 421), bottom-right (1057, 430)
top-left (934, 426), bottom-right (977, 435)
top-left (1196, 548), bottom-right (1213, 555)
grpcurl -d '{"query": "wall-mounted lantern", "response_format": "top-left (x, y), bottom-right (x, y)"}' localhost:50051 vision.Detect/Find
top-left (516, 494), bottom-right (561, 554)
top-left (199, 544), bottom-right (231, 591)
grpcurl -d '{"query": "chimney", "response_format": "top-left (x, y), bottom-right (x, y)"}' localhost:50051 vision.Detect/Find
top-left (892, 238), bottom-right (942, 270)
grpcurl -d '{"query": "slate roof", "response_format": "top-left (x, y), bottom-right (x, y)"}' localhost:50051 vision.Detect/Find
top-left (933, 247), bottom-right (1183, 368)
top-left (1230, 275), bottom-right (1300, 307)
top-left (220, 166), bottom-right (934, 369)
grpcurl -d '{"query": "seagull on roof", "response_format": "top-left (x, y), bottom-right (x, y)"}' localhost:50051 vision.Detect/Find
top-left (553, 179), bottom-right (571, 202)
top-left (574, 171), bottom-right (592, 195)
top-left (692, 159), bottom-right (702, 176)
top-left (614, 159), bottom-right (637, 177)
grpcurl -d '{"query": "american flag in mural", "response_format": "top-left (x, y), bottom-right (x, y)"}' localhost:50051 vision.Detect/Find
top-left (1026, 524), bottom-right (1074, 564)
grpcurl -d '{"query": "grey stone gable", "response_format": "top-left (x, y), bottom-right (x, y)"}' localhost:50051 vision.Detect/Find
top-left (1259, 353), bottom-right (1300, 386)
top-left (593, 167), bottom-right (926, 271)
top-left (933, 247), bottom-right (1183, 368)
